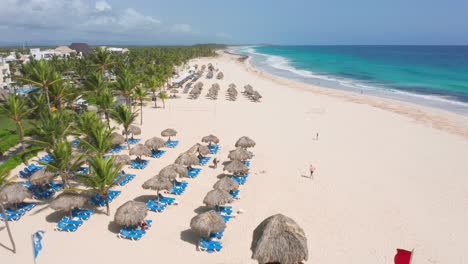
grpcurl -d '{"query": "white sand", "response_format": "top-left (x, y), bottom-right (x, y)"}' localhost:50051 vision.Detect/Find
top-left (2, 52), bottom-right (468, 264)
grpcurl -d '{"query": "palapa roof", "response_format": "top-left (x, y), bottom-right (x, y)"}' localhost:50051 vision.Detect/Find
top-left (142, 176), bottom-right (173, 191)
top-left (201, 134), bottom-right (219, 144)
top-left (228, 148), bottom-right (254, 161)
top-left (29, 169), bottom-right (55, 185)
top-left (227, 87), bottom-right (238, 96)
top-left (0, 183), bottom-right (32, 204)
top-left (112, 154), bottom-right (131, 165)
top-left (50, 192), bottom-right (89, 212)
top-left (125, 125), bottom-right (141, 135)
top-left (229, 83), bottom-right (236, 89)
top-left (175, 152), bottom-right (199, 166)
top-left (145, 137), bottom-right (166, 150)
top-left (203, 189), bottom-right (233, 207)
top-left (198, 145), bottom-right (210, 156)
top-left (161, 128), bottom-right (177, 137)
top-left (251, 214), bottom-right (308, 264)
top-left (213, 176), bottom-right (239, 192)
top-left (114, 201), bottom-right (148, 227)
top-left (216, 72), bottom-right (224, 80)
top-left (159, 164), bottom-right (188, 179)
top-left (235, 136), bottom-right (256, 148)
top-left (190, 210), bottom-right (226, 238)
top-left (129, 144), bottom-right (151, 156)
top-left (223, 160), bottom-right (249, 175)
top-left (111, 132), bottom-right (125, 145)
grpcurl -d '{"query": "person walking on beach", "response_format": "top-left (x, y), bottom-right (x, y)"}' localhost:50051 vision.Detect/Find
top-left (309, 164), bottom-right (316, 180)
top-left (316, 132), bottom-right (319, 141)
top-left (213, 158), bottom-right (219, 169)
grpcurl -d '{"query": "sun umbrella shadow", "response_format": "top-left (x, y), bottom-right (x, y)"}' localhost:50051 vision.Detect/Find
top-left (108, 221), bottom-right (121, 234)
top-left (180, 229), bottom-right (199, 246)
top-left (45, 210), bottom-right (66, 223)
top-left (193, 206), bottom-right (210, 214)
top-left (216, 173), bottom-right (231, 179)
top-left (133, 194), bottom-right (157, 203)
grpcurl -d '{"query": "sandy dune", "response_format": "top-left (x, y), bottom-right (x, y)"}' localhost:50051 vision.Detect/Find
top-left (2, 52), bottom-right (468, 264)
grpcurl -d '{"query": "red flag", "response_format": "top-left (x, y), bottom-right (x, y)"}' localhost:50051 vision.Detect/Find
top-left (394, 249), bottom-right (412, 264)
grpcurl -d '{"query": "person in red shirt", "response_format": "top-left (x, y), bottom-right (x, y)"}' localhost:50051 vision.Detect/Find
top-left (309, 165), bottom-right (316, 179)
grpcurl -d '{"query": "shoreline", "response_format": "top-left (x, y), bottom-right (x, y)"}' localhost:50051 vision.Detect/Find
top-left (222, 51), bottom-right (468, 140)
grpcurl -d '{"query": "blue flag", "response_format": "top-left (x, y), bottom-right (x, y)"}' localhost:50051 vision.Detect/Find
top-left (32, 230), bottom-right (45, 259)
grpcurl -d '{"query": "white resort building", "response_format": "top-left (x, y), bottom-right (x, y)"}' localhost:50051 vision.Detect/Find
top-left (0, 57), bottom-right (12, 89)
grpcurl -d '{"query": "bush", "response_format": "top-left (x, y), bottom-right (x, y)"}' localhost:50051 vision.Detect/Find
top-left (0, 129), bottom-right (14, 138)
top-left (0, 134), bottom-right (20, 153)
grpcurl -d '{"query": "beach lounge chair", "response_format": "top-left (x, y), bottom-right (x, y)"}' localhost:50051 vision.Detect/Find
top-left (158, 194), bottom-right (178, 205)
top-left (116, 173), bottom-right (136, 186)
top-left (222, 215), bottom-right (234, 222)
top-left (60, 216), bottom-right (84, 227)
top-left (130, 159), bottom-right (149, 170)
top-left (109, 144), bottom-right (126, 153)
top-left (208, 144), bottom-right (219, 154)
top-left (71, 208), bottom-right (95, 220)
top-left (230, 190), bottom-right (240, 199)
top-left (210, 230), bottom-right (224, 240)
top-left (128, 138), bottom-right (141, 144)
top-left (231, 176), bottom-right (246, 185)
top-left (215, 205), bottom-right (233, 215)
top-left (150, 149), bottom-right (166, 158)
top-left (16, 202), bottom-right (37, 213)
top-left (32, 188), bottom-right (56, 200)
top-left (146, 199), bottom-right (167, 212)
top-left (118, 220), bottom-right (152, 241)
top-left (174, 180), bottom-right (188, 189)
top-left (0, 210), bottom-right (24, 221)
top-left (49, 182), bottom-right (64, 191)
top-left (165, 140), bottom-right (179, 148)
top-left (199, 156), bottom-right (211, 166)
top-left (244, 160), bottom-right (251, 167)
top-left (55, 221), bottom-right (80, 232)
top-left (199, 239), bottom-right (223, 253)
top-left (91, 190), bottom-right (121, 206)
top-left (188, 167), bottom-right (202, 178)
top-left (170, 186), bottom-right (185, 195)
top-left (72, 139), bottom-right (80, 148)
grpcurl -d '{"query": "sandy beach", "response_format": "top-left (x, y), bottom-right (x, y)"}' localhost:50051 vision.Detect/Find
top-left (2, 51), bottom-right (468, 264)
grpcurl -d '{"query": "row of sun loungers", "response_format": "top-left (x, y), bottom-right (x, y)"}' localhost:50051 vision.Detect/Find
top-left (55, 209), bottom-right (95, 232)
top-left (19, 164), bottom-right (44, 178)
top-left (165, 140), bottom-right (179, 148)
top-left (116, 173), bottom-right (136, 186)
top-left (0, 202), bottom-right (37, 222)
top-left (130, 159), bottom-right (149, 170)
top-left (109, 144), bottom-right (126, 153)
top-left (128, 138), bottom-right (141, 144)
top-left (118, 220), bottom-right (153, 241)
top-left (150, 149), bottom-right (166, 158)
top-left (91, 190), bottom-right (121, 207)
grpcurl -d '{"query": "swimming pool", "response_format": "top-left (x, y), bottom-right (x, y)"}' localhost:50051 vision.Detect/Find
top-left (15, 86), bottom-right (38, 95)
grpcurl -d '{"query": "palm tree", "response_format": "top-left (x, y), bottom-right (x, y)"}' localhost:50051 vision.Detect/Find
top-left (0, 171), bottom-right (17, 253)
top-left (74, 111), bottom-right (102, 140)
top-left (79, 125), bottom-right (114, 157)
top-left (79, 156), bottom-right (122, 216)
top-left (48, 82), bottom-right (76, 110)
top-left (92, 47), bottom-right (115, 74)
top-left (133, 86), bottom-right (148, 125)
top-left (31, 111), bottom-right (74, 150)
top-left (158, 90), bottom-right (169, 109)
top-left (21, 60), bottom-right (62, 111)
top-left (83, 71), bottom-right (108, 95)
top-left (40, 140), bottom-right (84, 188)
top-left (0, 94), bottom-right (34, 152)
top-left (144, 76), bottom-right (163, 108)
top-left (94, 88), bottom-right (115, 129)
top-left (110, 105), bottom-right (137, 150)
top-left (114, 68), bottom-right (137, 108)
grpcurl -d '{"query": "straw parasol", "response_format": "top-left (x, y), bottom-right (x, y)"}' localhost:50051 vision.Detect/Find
top-left (0, 183), bottom-right (32, 205)
top-left (161, 128), bottom-right (177, 141)
top-left (227, 87), bottom-right (238, 97)
top-left (223, 160), bottom-right (249, 175)
top-left (212, 83), bottom-right (220, 90)
top-left (29, 169), bottom-right (55, 185)
top-left (114, 201), bottom-right (148, 227)
top-left (112, 154), bottom-right (131, 165)
top-left (201, 134), bottom-right (219, 146)
top-left (229, 83), bottom-right (236, 89)
top-left (216, 72), bottom-right (224, 80)
top-left (252, 91), bottom-right (262, 101)
top-left (125, 125), bottom-right (142, 136)
top-left (187, 143), bottom-right (201, 155)
top-left (111, 132), bottom-right (125, 145)
top-left (190, 210), bottom-right (226, 239)
top-left (159, 164), bottom-right (188, 179)
top-left (198, 145), bottom-right (210, 156)
top-left (145, 137), bottom-right (166, 151)
top-left (251, 214), bottom-right (308, 264)
top-left (170, 89), bottom-right (179, 96)
top-left (129, 144), bottom-right (151, 157)
top-left (142, 175), bottom-right (173, 196)
top-left (213, 176), bottom-right (239, 192)
top-left (235, 136), bottom-right (256, 149)
top-left (203, 189), bottom-right (233, 207)
top-left (50, 192), bottom-right (89, 213)
top-left (206, 71), bottom-right (214, 79)
top-left (175, 153), bottom-right (199, 166)
top-left (228, 148), bottom-right (254, 161)
top-left (195, 82), bottom-right (203, 89)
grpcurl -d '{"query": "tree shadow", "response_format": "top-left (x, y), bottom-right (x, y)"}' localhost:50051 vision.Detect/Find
top-left (180, 229), bottom-right (199, 246)
top-left (45, 210), bottom-right (66, 223)
top-left (133, 195), bottom-right (156, 203)
top-left (108, 221), bottom-right (121, 234)
top-left (193, 206), bottom-right (210, 214)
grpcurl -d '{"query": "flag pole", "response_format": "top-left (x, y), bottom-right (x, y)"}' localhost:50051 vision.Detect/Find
top-left (409, 249), bottom-right (414, 264)
top-left (31, 234), bottom-right (36, 264)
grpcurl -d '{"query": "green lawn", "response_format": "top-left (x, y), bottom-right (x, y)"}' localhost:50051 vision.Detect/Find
top-left (0, 113), bottom-right (16, 130)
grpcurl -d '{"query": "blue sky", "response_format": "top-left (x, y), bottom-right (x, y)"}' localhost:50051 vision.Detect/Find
top-left (0, 0), bottom-right (467, 45)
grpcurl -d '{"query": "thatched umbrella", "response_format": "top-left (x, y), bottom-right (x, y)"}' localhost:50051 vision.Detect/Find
top-left (244, 84), bottom-right (254, 94)
top-left (203, 189), bottom-right (233, 207)
top-left (175, 153), bottom-right (199, 166)
top-left (111, 132), bottom-right (125, 145)
top-left (50, 192), bottom-right (89, 214)
top-left (0, 183), bottom-right (32, 205)
top-left (195, 82), bottom-right (203, 89)
top-left (170, 89), bottom-right (179, 96)
top-left (201, 65), bottom-right (206, 71)
top-left (227, 87), bottom-right (238, 97)
top-left (235, 136), bottom-right (256, 149)
top-left (113, 154), bottom-right (131, 165)
top-left (125, 125), bottom-right (142, 137)
top-left (252, 91), bottom-right (262, 101)
top-left (251, 214), bottom-right (308, 264)
top-left (216, 72), bottom-right (224, 80)
top-left (161, 128), bottom-right (177, 141)
top-left (206, 71), bottom-right (214, 79)
top-left (229, 83), bottom-right (236, 89)
top-left (223, 160), bottom-right (249, 175)
top-left (29, 169), bottom-right (55, 185)
top-left (114, 201), bottom-right (148, 227)
top-left (212, 83), bottom-right (220, 90)
top-left (145, 137), bottom-right (166, 151)
top-left (190, 210), bottom-right (226, 239)
top-left (228, 148), bottom-right (254, 161)
top-left (142, 175), bottom-right (173, 197)
top-left (186, 143), bottom-right (201, 155)
top-left (198, 145), bottom-right (210, 156)
top-left (201, 134), bottom-right (219, 146)
top-left (129, 144), bottom-right (151, 157)
top-left (213, 177), bottom-right (239, 192)
top-left (159, 164), bottom-right (188, 180)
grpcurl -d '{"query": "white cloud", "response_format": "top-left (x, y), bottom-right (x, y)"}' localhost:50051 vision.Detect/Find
top-left (95, 1), bottom-right (112, 12)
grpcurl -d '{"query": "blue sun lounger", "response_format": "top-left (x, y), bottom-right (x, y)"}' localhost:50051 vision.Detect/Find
top-left (170, 186), bottom-right (185, 195)
top-left (0, 210), bottom-right (24, 221)
top-left (244, 160), bottom-right (251, 167)
top-left (199, 156), bottom-right (211, 166)
top-left (71, 208), bottom-right (95, 220)
top-left (146, 199), bottom-right (167, 212)
top-left (188, 167), bottom-right (202, 178)
top-left (231, 176), bottom-right (247, 185)
top-left (165, 140), bottom-right (179, 148)
top-left (208, 144), bottom-right (220, 154)
top-left (127, 138), bottom-right (141, 144)
top-left (230, 190), bottom-right (240, 199)
top-left (91, 190), bottom-right (121, 206)
top-left (130, 159), bottom-right (149, 169)
top-left (215, 205), bottom-right (233, 215)
top-left (118, 220), bottom-right (152, 241)
top-left (158, 194), bottom-right (177, 205)
top-left (116, 173), bottom-right (136, 186)
top-left (199, 239), bottom-right (223, 253)
top-left (38, 154), bottom-right (54, 163)
top-left (109, 144), bottom-right (126, 153)
top-left (210, 230), bottom-right (224, 240)
top-left (16, 202), bottom-right (37, 213)
top-left (150, 149), bottom-right (166, 158)
top-left (174, 180), bottom-right (188, 188)
top-left (55, 220), bottom-right (81, 232)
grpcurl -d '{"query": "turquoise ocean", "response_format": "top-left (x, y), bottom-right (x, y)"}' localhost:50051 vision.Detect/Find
top-left (232, 46), bottom-right (468, 115)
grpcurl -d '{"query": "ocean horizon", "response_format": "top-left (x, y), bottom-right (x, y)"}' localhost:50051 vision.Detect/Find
top-left (232, 45), bottom-right (468, 115)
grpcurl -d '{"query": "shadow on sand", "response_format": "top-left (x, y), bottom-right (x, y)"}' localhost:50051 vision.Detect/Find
top-left (108, 221), bottom-right (121, 234)
top-left (180, 229), bottom-right (199, 247)
top-left (193, 206), bottom-right (210, 214)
